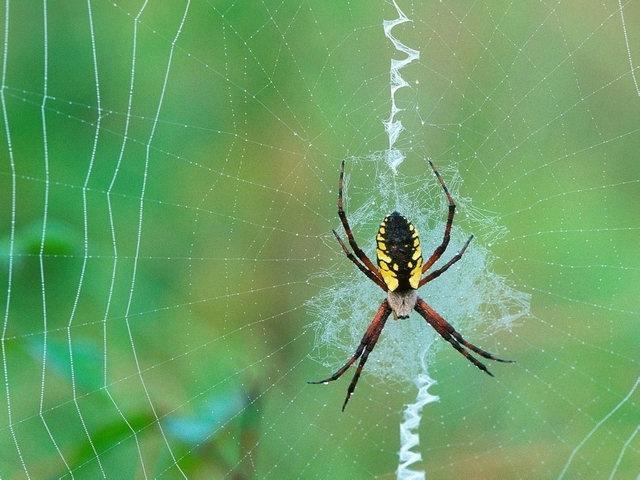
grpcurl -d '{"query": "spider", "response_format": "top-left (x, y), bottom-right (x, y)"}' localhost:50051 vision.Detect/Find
top-left (309, 160), bottom-right (513, 411)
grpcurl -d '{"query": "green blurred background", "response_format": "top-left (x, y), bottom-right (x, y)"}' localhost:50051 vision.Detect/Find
top-left (0, 1), bottom-right (638, 479)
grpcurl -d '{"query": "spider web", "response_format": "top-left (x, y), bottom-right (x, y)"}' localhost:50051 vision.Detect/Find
top-left (0, 1), bottom-right (638, 479)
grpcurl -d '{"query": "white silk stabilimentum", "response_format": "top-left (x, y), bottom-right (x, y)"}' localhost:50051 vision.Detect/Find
top-left (383, 0), bottom-right (419, 172)
top-left (397, 373), bottom-right (439, 480)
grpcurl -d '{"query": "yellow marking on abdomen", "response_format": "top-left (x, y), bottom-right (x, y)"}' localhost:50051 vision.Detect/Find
top-left (409, 239), bottom-right (423, 288)
top-left (377, 249), bottom-right (392, 264)
top-left (380, 269), bottom-right (399, 291)
top-left (409, 263), bottom-right (422, 289)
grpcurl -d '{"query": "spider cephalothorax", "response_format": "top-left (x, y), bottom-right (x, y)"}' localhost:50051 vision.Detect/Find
top-left (309, 160), bottom-right (513, 411)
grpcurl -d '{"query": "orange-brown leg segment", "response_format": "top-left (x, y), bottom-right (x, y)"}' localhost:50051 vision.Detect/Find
top-left (415, 298), bottom-right (513, 377)
top-left (308, 300), bottom-right (392, 411)
top-left (337, 160), bottom-right (384, 283)
top-left (422, 160), bottom-right (456, 273)
top-left (419, 235), bottom-right (473, 287)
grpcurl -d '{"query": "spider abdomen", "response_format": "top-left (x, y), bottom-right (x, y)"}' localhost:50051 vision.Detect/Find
top-left (375, 211), bottom-right (423, 292)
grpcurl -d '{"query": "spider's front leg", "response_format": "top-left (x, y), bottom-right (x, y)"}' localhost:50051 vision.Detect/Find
top-left (308, 300), bottom-right (392, 411)
top-left (422, 160), bottom-right (456, 273)
top-left (336, 160), bottom-right (384, 284)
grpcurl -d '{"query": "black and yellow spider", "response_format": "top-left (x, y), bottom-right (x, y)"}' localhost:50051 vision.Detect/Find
top-left (309, 160), bottom-right (512, 411)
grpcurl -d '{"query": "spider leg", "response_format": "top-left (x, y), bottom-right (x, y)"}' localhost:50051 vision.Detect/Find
top-left (333, 230), bottom-right (387, 290)
top-left (419, 235), bottom-right (473, 287)
top-left (341, 304), bottom-right (389, 411)
top-left (307, 342), bottom-right (365, 385)
top-left (422, 160), bottom-right (456, 273)
top-left (342, 348), bottom-right (373, 411)
top-left (308, 301), bottom-right (392, 411)
top-left (415, 298), bottom-right (492, 375)
top-left (415, 298), bottom-right (513, 376)
top-left (337, 160), bottom-right (384, 283)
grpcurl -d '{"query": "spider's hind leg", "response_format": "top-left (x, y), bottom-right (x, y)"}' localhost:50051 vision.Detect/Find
top-left (307, 345), bottom-right (365, 385)
top-left (453, 332), bottom-right (514, 363)
top-left (414, 298), bottom-right (513, 375)
top-left (308, 300), bottom-right (392, 410)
